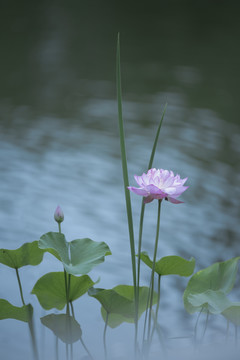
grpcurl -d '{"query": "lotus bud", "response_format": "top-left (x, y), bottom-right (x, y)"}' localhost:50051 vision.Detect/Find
top-left (54, 205), bottom-right (64, 223)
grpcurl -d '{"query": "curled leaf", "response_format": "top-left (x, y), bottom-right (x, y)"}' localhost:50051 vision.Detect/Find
top-left (39, 232), bottom-right (111, 275)
top-left (140, 252), bottom-right (195, 277)
top-left (0, 241), bottom-right (45, 269)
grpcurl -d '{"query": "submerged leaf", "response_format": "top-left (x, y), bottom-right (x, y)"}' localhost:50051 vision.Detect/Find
top-left (140, 252), bottom-right (195, 277)
top-left (0, 299), bottom-right (33, 322)
top-left (32, 272), bottom-right (95, 310)
top-left (39, 232), bottom-right (111, 275)
top-left (89, 285), bottom-right (157, 328)
top-left (41, 314), bottom-right (82, 344)
top-left (188, 289), bottom-right (232, 314)
top-left (0, 241), bottom-right (45, 269)
top-left (222, 303), bottom-right (240, 326)
top-left (184, 257), bottom-right (240, 314)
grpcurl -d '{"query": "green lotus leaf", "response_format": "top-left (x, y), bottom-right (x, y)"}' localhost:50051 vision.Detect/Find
top-left (38, 232), bottom-right (111, 275)
top-left (184, 257), bottom-right (240, 314)
top-left (0, 241), bottom-right (45, 269)
top-left (140, 252), bottom-right (195, 277)
top-left (88, 286), bottom-right (134, 317)
top-left (0, 299), bottom-right (33, 322)
top-left (32, 272), bottom-right (95, 310)
top-left (89, 285), bottom-right (158, 328)
top-left (41, 314), bottom-right (82, 344)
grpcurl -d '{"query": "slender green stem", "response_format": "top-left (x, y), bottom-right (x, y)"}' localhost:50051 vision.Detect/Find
top-left (116, 33), bottom-right (137, 351)
top-left (70, 342), bottom-right (73, 360)
top-left (73, 300), bottom-right (94, 360)
top-left (194, 307), bottom-right (203, 347)
top-left (58, 222), bottom-right (70, 359)
top-left (68, 279), bottom-right (73, 360)
top-left (15, 268), bottom-right (39, 360)
top-left (142, 277), bottom-right (152, 348)
top-left (103, 312), bottom-right (109, 360)
top-left (80, 337), bottom-right (94, 360)
top-left (66, 342), bottom-right (69, 360)
top-left (225, 320), bottom-right (230, 343)
top-left (137, 104), bottom-right (167, 292)
top-left (200, 310), bottom-right (209, 344)
top-left (136, 200), bottom-right (145, 346)
top-left (147, 200), bottom-right (162, 343)
top-left (55, 336), bottom-right (59, 360)
top-left (67, 274), bottom-right (71, 312)
top-left (136, 104), bottom-right (167, 352)
top-left (28, 312), bottom-right (39, 360)
top-left (71, 301), bottom-right (93, 360)
top-left (64, 270), bottom-right (70, 360)
top-left (58, 222), bottom-right (71, 316)
top-left (64, 269), bottom-right (69, 311)
top-left (136, 201), bottom-right (145, 289)
top-left (235, 325), bottom-right (238, 347)
top-left (70, 301), bottom-right (75, 319)
top-left (150, 274), bottom-right (161, 343)
top-left (15, 268), bottom-right (25, 305)
top-left (156, 275), bottom-right (161, 322)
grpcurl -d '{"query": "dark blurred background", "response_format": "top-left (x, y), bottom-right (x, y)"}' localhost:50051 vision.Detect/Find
top-left (0, 1), bottom-right (240, 359)
top-left (1, 0), bottom-right (239, 122)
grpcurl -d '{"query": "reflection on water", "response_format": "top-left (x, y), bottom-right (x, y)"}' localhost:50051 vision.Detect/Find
top-left (0, 2), bottom-right (240, 359)
top-left (1, 94), bottom-right (239, 359)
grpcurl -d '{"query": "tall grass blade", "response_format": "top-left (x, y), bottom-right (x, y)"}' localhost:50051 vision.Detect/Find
top-left (116, 34), bottom-right (137, 300)
top-left (147, 103), bottom-right (167, 170)
top-left (136, 104), bottom-right (167, 325)
top-left (116, 33), bottom-right (138, 355)
top-left (137, 102), bottom-right (167, 286)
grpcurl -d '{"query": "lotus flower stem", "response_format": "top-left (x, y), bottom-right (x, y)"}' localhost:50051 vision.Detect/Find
top-left (200, 310), bottom-right (209, 344)
top-left (194, 306), bottom-right (203, 347)
top-left (67, 274), bottom-right (71, 311)
top-left (70, 342), bottom-right (73, 360)
top-left (55, 336), bottom-right (59, 360)
top-left (57, 219), bottom-right (70, 360)
top-left (235, 325), bottom-right (238, 348)
top-left (142, 277), bottom-right (152, 347)
top-left (80, 337), bottom-right (94, 360)
top-left (103, 312), bottom-right (109, 360)
top-left (135, 199), bottom-right (145, 351)
top-left (156, 274), bottom-right (161, 323)
top-left (147, 199), bottom-right (162, 344)
top-left (135, 106), bottom-right (166, 352)
top-left (15, 268), bottom-right (25, 306)
top-left (15, 268), bottom-right (39, 360)
top-left (66, 342), bottom-right (69, 360)
top-left (225, 320), bottom-right (230, 342)
top-left (70, 303), bottom-right (93, 360)
top-left (70, 301), bottom-right (75, 319)
top-left (150, 274), bottom-right (161, 343)
top-left (28, 311), bottom-right (39, 360)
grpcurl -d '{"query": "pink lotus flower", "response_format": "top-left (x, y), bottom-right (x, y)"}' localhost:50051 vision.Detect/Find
top-left (128, 168), bottom-right (188, 204)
